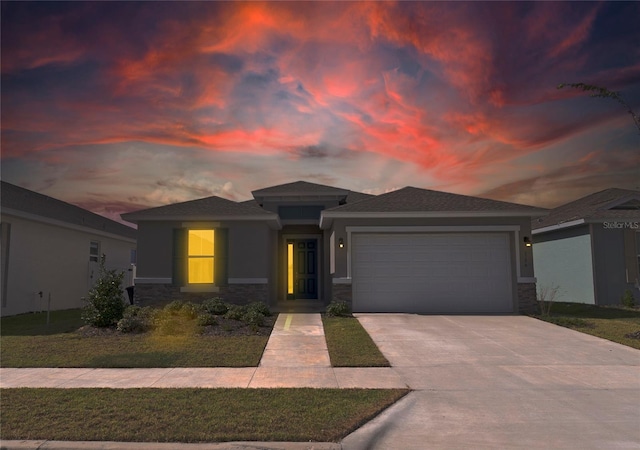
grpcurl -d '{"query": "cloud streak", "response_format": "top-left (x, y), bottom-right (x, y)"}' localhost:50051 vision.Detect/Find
top-left (1, 1), bottom-right (638, 220)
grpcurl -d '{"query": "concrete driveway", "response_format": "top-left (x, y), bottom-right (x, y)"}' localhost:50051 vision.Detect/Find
top-left (342, 314), bottom-right (640, 450)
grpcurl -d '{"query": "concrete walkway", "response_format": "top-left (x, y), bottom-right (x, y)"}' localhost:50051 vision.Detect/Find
top-left (0, 313), bottom-right (407, 389)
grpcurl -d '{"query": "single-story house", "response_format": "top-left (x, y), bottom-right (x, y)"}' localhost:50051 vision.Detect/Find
top-left (532, 188), bottom-right (640, 305)
top-left (122, 181), bottom-right (547, 314)
top-left (1, 181), bottom-right (137, 316)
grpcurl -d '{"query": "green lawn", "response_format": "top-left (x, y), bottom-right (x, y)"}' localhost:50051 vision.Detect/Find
top-left (1, 310), bottom-right (270, 367)
top-left (322, 316), bottom-right (389, 367)
top-left (1, 388), bottom-right (409, 443)
top-left (534, 302), bottom-right (640, 349)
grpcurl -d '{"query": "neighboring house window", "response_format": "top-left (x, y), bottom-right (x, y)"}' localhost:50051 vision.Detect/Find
top-left (188, 230), bottom-right (215, 284)
top-left (89, 241), bottom-right (100, 262)
top-left (130, 249), bottom-right (137, 265)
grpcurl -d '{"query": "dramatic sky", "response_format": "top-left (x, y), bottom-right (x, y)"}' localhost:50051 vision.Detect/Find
top-left (2, 1), bottom-right (639, 225)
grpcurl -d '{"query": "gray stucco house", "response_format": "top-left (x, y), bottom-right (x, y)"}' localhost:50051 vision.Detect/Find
top-left (532, 188), bottom-right (640, 305)
top-left (1, 181), bottom-right (137, 316)
top-left (122, 181), bottom-right (547, 314)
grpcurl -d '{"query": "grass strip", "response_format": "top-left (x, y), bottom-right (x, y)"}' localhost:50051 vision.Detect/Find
top-left (322, 316), bottom-right (389, 367)
top-left (1, 310), bottom-right (269, 367)
top-left (1, 388), bottom-right (409, 443)
top-left (534, 302), bottom-right (640, 349)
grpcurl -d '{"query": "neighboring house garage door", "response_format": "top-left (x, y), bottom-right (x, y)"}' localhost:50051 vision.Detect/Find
top-left (352, 233), bottom-right (513, 313)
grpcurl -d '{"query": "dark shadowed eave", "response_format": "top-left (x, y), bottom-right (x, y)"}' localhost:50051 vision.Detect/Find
top-left (1, 181), bottom-right (137, 240)
top-left (121, 194), bottom-right (281, 228)
top-left (532, 188), bottom-right (640, 232)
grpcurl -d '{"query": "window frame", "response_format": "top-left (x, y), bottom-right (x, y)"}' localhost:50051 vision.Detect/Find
top-left (187, 229), bottom-right (215, 285)
top-left (89, 240), bottom-right (101, 263)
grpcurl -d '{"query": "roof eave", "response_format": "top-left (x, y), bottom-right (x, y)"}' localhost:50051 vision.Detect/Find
top-left (320, 210), bottom-right (548, 229)
top-left (532, 219), bottom-right (586, 234)
top-left (121, 214), bottom-right (282, 229)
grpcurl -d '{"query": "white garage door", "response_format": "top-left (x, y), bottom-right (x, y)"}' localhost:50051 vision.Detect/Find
top-left (352, 233), bottom-right (513, 313)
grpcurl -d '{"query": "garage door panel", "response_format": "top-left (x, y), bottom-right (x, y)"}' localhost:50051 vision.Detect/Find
top-left (352, 233), bottom-right (513, 314)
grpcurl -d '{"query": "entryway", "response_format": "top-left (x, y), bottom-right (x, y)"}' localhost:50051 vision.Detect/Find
top-left (286, 238), bottom-right (319, 300)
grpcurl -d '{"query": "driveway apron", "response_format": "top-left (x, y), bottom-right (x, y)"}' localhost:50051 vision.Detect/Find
top-left (342, 314), bottom-right (640, 450)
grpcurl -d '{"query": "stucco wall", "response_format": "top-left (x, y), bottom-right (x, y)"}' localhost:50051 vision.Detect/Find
top-left (1, 214), bottom-right (136, 316)
top-left (135, 220), bottom-right (273, 281)
top-left (327, 216), bottom-right (535, 281)
top-left (591, 225), bottom-right (639, 305)
top-left (532, 226), bottom-right (595, 304)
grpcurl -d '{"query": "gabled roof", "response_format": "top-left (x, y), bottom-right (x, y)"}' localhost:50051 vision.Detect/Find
top-left (1, 181), bottom-right (136, 240)
top-left (121, 194), bottom-right (280, 227)
top-left (252, 181), bottom-right (349, 197)
top-left (533, 188), bottom-right (640, 232)
top-left (325, 186), bottom-right (547, 213)
top-left (320, 186), bottom-right (547, 228)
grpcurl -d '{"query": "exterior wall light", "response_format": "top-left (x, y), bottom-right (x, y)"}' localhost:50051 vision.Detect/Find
top-left (338, 238), bottom-right (344, 249)
top-left (524, 237), bottom-right (532, 247)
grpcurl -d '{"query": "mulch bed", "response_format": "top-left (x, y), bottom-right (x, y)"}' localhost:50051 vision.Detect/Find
top-left (77, 315), bottom-right (276, 338)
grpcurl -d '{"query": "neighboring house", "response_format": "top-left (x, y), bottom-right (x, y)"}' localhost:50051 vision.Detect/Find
top-left (1, 181), bottom-right (137, 317)
top-left (532, 188), bottom-right (640, 305)
top-left (122, 181), bottom-right (547, 314)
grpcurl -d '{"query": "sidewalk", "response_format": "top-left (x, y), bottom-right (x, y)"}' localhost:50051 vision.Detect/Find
top-left (0, 313), bottom-right (407, 389)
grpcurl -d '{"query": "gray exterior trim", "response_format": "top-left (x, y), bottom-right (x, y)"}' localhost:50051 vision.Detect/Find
top-left (3, 208), bottom-right (136, 243)
top-left (532, 219), bottom-right (586, 234)
top-left (228, 278), bottom-right (268, 284)
top-left (332, 278), bottom-right (352, 285)
top-left (134, 277), bottom-right (172, 284)
top-left (321, 211), bottom-right (544, 228)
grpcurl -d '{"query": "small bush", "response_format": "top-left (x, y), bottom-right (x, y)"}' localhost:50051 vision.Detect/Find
top-left (117, 306), bottom-right (155, 333)
top-left (247, 301), bottom-right (271, 317)
top-left (196, 313), bottom-right (218, 327)
top-left (181, 302), bottom-right (203, 319)
top-left (243, 309), bottom-right (265, 331)
top-left (326, 301), bottom-right (351, 317)
top-left (202, 298), bottom-right (229, 315)
top-left (622, 290), bottom-right (635, 308)
top-left (164, 300), bottom-right (186, 314)
top-left (82, 259), bottom-right (126, 328)
top-left (224, 305), bottom-right (248, 321)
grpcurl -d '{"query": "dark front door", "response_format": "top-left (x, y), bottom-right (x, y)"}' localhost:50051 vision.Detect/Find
top-left (287, 239), bottom-right (318, 299)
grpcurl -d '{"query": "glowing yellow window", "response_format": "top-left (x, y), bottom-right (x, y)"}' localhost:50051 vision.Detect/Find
top-left (287, 243), bottom-right (294, 295)
top-left (188, 230), bottom-right (214, 284)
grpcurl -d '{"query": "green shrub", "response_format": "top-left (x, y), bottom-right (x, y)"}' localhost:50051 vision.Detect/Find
top-left (242, 309), bottom-right (265, 331)
top-left (82, 259), bottom-right (126, 328)
top-left (326, 301), bottom-right (351, 317)
top-left (181, 302), bottom-right (203, 319)
top-left (164, 300), bottom-right (186, 314)
top-left (622, 289), bottom-right (635, 308)
top-left (116, 306), bottom-right (155, 333)
top-left (196, 313), bottom-right (218, 327)
top-left (202, 297), bottom-right (229, 315)
top-left (247, 301), bottom-right (271, 317)
top-left (224, 305), bottom-right (248, 321)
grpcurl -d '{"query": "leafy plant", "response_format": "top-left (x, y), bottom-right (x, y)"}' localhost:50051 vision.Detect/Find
top-left (622, 289), bottom-right (636, 308)
top-left (202, 298), bottom-right (229, 315)
top-left (326, 301), bottom-right (351, 317)
top-left (247, 301), bottom-right (271, 317)
top-left (82, 258), bottom-right (126, 328)
top-left (224, 305), bottom-right (247, 321)
top-left (557, 83), bottom-right (640, 132)
top-left (196, 313), bottom-right (218, 327)
top-left (242, 309), bottom-right (265, 331)
top-left (116, 306), bottom-right (156, 333)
